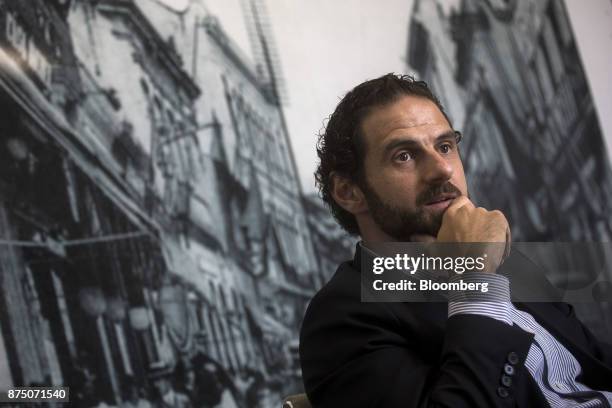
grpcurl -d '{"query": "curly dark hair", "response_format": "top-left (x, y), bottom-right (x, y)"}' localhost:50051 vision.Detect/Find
top-left (314, 73), bottom-right (452, 235)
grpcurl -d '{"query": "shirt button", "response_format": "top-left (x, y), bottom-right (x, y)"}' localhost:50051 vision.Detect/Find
top-left (497, 386), bottom-right (509, 398)
top-left (507, 351), bottom-right (519, 365)
top-left (501, 375), bottom-right (512, 387)
top-left (503, 364), bottom-right (515, 376)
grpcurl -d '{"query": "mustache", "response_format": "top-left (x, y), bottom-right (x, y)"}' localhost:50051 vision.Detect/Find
top-left (416, 182), bottom-right (462, 206)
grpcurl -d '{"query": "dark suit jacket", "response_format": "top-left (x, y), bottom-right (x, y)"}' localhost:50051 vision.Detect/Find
top-left (299, 246), bottom-right (612, 407)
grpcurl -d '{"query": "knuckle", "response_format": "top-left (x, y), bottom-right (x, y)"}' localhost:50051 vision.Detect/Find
top-left (442, 208), bottom-right (455, 221)
top-left (489, 209), bottom-right (505, 220)
top-left (443, 207), bottom-right (455, 218)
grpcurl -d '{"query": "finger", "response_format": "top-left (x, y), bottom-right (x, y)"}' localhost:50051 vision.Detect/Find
top-left (409, 234), bottom-right (437, 243)
top-left (501, 226), bottom-right (512, 264)
top-left (445, 195), bottom-right (474, 214)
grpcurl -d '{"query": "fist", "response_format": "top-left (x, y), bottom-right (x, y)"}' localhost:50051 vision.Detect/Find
top-left (437, 196), bottom-right (511, 273)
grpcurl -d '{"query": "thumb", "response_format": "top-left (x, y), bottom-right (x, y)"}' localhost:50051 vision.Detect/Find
top-left (409, 234), bottom-right (437, 243)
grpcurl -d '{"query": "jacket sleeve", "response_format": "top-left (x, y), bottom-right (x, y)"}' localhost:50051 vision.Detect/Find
top-left (299, 291), bottom-right (535, 408)
top-left (560, 302), bottom-right (612, 367)
top-left (582, 324), bottom-right (612, 366)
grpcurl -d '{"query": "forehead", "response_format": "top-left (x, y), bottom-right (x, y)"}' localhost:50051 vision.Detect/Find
top-left (360, 95), bottom-right (451, 153)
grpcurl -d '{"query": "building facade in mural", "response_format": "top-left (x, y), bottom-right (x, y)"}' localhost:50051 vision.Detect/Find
top-left (0, 0), bottom-right (169, 404)
top-left (0, 0), bottom-right (354, 406)
top-left (407, 0), bottom-right (612, 342)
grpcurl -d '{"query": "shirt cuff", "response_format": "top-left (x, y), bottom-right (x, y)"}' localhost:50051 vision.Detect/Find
top-left (447, 273), bottom-right (512, 325)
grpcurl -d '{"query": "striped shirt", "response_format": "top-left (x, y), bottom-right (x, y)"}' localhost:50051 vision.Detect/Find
top-left (449, 273), bottom-right (612, 407)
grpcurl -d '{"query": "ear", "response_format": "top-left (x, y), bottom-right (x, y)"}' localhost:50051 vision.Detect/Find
top-left (330, 172), bottom-right (368, 215)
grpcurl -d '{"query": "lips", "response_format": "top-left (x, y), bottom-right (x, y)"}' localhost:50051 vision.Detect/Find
top-left (425, 194), bottom-right (458, 206)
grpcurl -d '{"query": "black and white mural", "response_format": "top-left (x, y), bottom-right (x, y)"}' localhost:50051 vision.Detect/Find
top-left (0, 0), bottom-right (610, 406)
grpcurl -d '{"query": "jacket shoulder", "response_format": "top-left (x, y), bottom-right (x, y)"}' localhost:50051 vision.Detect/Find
top-left (299, 260), bottom-right (406, 393)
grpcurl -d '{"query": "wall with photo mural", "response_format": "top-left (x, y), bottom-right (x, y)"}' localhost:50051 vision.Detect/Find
top-left (0, 0), bottom-right (610, 407)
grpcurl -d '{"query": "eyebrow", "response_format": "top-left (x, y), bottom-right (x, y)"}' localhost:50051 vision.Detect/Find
top-left (381, 130), bottom-right (458, 158)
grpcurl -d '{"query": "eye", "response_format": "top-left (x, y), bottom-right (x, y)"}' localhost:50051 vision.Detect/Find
top-left (395, 151), bottom-right (413, 162)
top-left (439, 142), bottom-right (453, 154)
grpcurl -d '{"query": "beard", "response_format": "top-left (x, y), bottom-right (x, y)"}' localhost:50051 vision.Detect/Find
top-left (360, 179), bottom-right (463, 241)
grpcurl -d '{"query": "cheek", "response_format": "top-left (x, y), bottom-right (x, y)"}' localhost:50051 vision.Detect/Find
top-left (371, 170), bottom-right (420, 206)
top-left (451, 160), bottom-right (468, 194)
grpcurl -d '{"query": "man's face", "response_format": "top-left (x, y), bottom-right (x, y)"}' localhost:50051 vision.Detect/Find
top-left (358, 95), bottom-right (468, 240)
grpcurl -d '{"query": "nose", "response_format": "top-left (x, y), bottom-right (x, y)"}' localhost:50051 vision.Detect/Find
top-left (421, 149), bottom-right (453, 184)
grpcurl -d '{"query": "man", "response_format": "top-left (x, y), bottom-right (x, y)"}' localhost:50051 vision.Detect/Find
top-left (299, 74), bottom-right (612, 407)
top-left (149, 365), bottom-right (191, 408)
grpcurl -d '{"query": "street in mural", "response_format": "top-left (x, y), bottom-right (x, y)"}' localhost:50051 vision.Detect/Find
top-left (0, 0), bottom-right (611, 407)
top-left (0, 0), bottom-right (353, 406)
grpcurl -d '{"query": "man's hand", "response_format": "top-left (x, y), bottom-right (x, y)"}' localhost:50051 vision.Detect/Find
top-left (437, 196), bottom-right (510, 273)
top-left (437, 196), bottom-right (507, 242)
